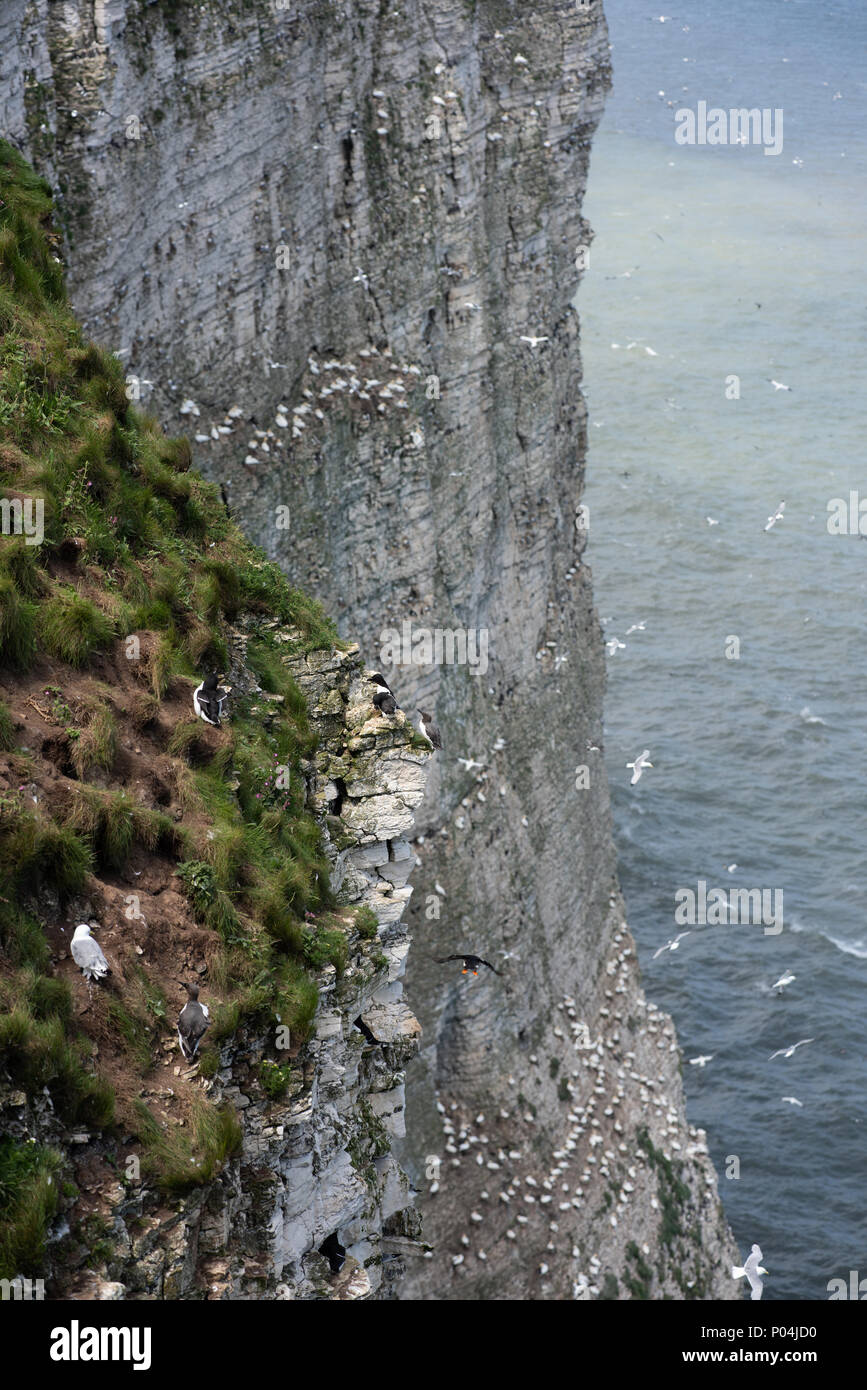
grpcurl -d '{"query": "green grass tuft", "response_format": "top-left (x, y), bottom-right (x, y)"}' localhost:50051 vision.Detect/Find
top-left (135, 1097), bottom-right (242, 1193)
top-left (38, 588), bottom-right (114, 667)
top-left (0, 1136), bottom-right (63, 1279)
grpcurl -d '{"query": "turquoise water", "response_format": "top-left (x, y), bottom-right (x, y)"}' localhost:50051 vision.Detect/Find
top-left (581, 0), bottom-right (867, 1299)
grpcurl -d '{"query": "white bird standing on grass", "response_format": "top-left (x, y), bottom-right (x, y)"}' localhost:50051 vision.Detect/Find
top-left (732, 1244), bottom-right (768, 1300)
top-left (71, 924), bottom-right (110, 984)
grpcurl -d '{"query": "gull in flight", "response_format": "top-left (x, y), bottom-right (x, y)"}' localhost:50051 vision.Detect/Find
top-left (732, 1244), bottom-right (768, 1301)
top-left (772, 971), bottom-right (796, 993)
top-left (768, 379), bottom-right (792, 391)
top-left (706, 516), bottom-right (719, 525)
top-left (626, 750), bottom-right (653, 784)
top-left (653, 931), bottom-right (691, 960)
top-left (689, 1054), bottom-right (714, 1068)
top-left (769, 1038), bottom-right (814, 1060)
top-left (625, 621), bottom-right (646, 635)
top-left (781, 1096), bottom-right (804, 1107)
top-left (353, 267), bottom-right (370, 289)
top-left (520, 335), bottom-right (549, 348)
top-left (764, 500), bottom-right (786, 531)
top-left (606, 637), bottom-right (626, 654)
top-left (457, 757), bottom-right (485, 773)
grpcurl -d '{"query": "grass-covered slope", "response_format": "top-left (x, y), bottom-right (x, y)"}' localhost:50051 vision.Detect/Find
top-left (0, 141), bottom-right (357, 1277)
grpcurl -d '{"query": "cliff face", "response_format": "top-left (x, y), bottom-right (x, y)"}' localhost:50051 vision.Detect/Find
top-left (2, 629), bottom-right (431, 1301)
top-left (1, 0), bottom-right (739, 1298)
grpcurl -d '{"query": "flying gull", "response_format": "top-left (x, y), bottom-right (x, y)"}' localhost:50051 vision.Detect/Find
top-left (626, 750), bottom-right (653, 785)
top-left (457, 757), bottom-right (485, 772)
top-left (519, 335), bottom-right (549, 348)
top-left (688, 1054), bottom-right (714, 1068)
top-left (732, 1244), bottom-right (768, 1300)
top-left (71, 924), bottom-right (110, 984)
top-left (771, 971), bottom-right (796, 993)
top-left (781, 1096), bottom-right (804, 1107)
top-left (764, 501), bottom-right (786, 531)
top-left (652, 931), bottom-right (691, 960)
top-left (768, 1038), bottom-right (814, 1060)
top-left (767, 379), bottom-right (792, 391)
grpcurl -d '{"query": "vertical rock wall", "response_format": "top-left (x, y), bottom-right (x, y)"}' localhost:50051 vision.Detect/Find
top-left (0, 0), bottom-right (739, 1298)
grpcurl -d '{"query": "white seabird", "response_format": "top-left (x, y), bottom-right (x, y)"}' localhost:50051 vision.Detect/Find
top-left (652, 931), bottom-right (691, 960)
top-left (764, 500), bottom-right (786, 531)
top-left (768, 379), bottom-right (792, 391)
top-left (688, 1054), bottom-right (714, 1068)
top-left (769, 1038), bottom-right (814, 1060)
top-left (771, 971), bottom-right (796, 993)
top-left (626, 750), bottom-right (653, 785)
top-left (606, 637), bottom-right (626, 654)
top-left (732, 1244), bottom-right (768, 1300)
top-left (71, 924), bottom-right (110, 983)
top-left (781, 1096), bottom-right (804, 1107)
top-left (519, 335), bottom-right (549, 348)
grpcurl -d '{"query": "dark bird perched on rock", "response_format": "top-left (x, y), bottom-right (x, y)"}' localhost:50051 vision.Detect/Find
top-left (434, 953), bottom-right (501, 977)
top-left (193, 672), bottom-right (228, 727)
top-left (319, 1232), bottom-right (346, 1275)
top-left (177, 982), bottom-right (211, 1060)
top-left (370, 671), bottom-right (399, 715)
top-left (417, 709), bottom-right (442, 749)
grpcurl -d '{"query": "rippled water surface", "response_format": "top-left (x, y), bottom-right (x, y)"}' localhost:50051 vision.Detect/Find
top-left (581, 0), bottom-right (867, 1298)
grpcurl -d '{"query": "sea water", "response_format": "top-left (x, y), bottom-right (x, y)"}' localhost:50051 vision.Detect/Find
top-left (580, 0), bottom-right (867, 1300)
